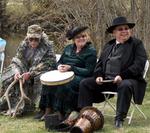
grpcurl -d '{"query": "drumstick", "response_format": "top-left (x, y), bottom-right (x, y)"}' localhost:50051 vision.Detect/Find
top-left (101, 80), bottom-right (114, 83)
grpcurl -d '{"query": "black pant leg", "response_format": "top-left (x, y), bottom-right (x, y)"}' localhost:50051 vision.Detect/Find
top-left (39, 85), bottom-right (56, 110)
top-left (116, 79), bottom-right (136, 121)
top-left (78, 77), bottom-right (100, 108)
top-left (78, 77), bottom-right (117, 109)
top-left (39, 85), bottom-right (47, 111)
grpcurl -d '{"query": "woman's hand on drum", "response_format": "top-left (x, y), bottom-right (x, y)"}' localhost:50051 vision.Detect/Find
top-left (58, 64), bottom-right (71, 72)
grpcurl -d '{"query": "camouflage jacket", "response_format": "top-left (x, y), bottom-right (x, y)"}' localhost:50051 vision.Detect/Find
top-left (0, 38), bottom-right (56, 112)
top-left (11, 38), bottom-right (56, 77)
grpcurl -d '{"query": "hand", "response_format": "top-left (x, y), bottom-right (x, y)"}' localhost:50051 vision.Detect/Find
top-left (14, 72), bottom-right (21, 80)
top-left (22, 72), bottom-right (31, 82)
top-left (113, 75), bottom-right (122, 84)
top-left (96, 77), bottom-right (103, 85)
top-left (57, 64), bottom-right (71, 72)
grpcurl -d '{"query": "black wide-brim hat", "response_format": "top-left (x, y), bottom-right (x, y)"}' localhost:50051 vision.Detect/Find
top-left (66, 26), bottom-right (88, 40)
top-left (106, 16), bottom-right (135, 33)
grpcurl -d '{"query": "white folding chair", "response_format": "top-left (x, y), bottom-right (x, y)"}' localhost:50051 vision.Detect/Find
top-left (56, 54), bottom-right (61, 62)
top-left (101, 60), bottom-right (149, 125)
top-left (0, 38), bottom-right (6, 74)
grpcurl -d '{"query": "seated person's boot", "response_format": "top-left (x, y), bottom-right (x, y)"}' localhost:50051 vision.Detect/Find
top-left (34, 110), bottom-right (45, 120)
top-left (40, 107), bottom-right (53, 121)
top-left (115, 112), bottom-right (126, 128)
top-left (115, 120), bottom-right (123, 128)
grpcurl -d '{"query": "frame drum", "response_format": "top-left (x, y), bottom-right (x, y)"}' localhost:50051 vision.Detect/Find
top-left (40, 70), bottom-right (74, 86)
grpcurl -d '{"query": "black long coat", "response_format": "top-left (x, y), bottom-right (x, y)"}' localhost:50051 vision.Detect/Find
top-left (94, 37), bottom-right (147, 104)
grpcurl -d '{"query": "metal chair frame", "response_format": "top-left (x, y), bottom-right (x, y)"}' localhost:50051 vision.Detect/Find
top-left (0, 38), bottom-right (6, 74)
top-left (101, 60), bottom-right (149, 125)
top-left (0, 52), bottom-right (5, 74)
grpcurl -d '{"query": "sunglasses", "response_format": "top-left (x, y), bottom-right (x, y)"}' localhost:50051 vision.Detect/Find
top-left (75, 35), bottom-right (87, 39)
top-left (116, 27), bottom-right (129, 31)
top-left (28, 38), bottom-right (40, 42)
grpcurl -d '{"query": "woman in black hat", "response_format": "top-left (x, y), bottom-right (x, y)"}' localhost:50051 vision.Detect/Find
top-left (78, 16), bottom-right (147, 128)
top-left (35, 26), bottom-right (97, 121)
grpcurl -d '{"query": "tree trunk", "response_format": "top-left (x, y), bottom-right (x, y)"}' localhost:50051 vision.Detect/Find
top-left (0, 0), bottom-right (7, 33)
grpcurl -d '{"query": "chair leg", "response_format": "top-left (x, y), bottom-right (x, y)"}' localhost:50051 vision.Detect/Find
top-left (102, 99), bottom-right (107, 114)
top-left (134, 104), bottom-right (147, 119)
top-left (102, 94), bottom-right (116, 114)
top-left (127, 101), bottom-right (147, 125)
top-left (127, 107), bottom-right (135, 125)
top-left (107, 100), bottom-right (116, 112)
top-left (0, 53), bottom-right (5, 74)
top-left (101, 92), bottom-right (147, 125)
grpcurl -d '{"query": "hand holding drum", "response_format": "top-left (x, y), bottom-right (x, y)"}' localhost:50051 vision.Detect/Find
top-left (57, 64), bottom-right (71, 72)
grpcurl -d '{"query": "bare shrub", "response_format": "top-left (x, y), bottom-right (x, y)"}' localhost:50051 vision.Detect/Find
top-left (2, 0), bottom-right (150, 55)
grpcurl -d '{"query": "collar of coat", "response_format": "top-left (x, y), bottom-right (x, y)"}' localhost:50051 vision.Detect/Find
top-left (107, 37), bottom-right (133, 45)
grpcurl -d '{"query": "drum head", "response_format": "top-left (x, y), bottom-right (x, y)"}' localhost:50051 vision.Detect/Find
top-left (40, 70), bottom-right (74, 86)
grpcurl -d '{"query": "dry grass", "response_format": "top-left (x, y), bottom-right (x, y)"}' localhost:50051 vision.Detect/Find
top-left (0, 114), bottom-right (46, 133)
top-left (0, 87), bottom-right (150, 133)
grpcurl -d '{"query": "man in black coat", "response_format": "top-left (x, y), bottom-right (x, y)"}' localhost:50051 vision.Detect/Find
top-left (78, 16), bottom-right (147, 128)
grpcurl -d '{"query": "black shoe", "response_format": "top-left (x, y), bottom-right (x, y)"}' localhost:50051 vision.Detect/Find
top-left (45, 112), bottom-right (64, 130)
top-left (115, 120), bottom-right (123, 128)
top-left (34, 111), bottom-right (45, 120)
top-left (54, 111), bottom-right (79, 132)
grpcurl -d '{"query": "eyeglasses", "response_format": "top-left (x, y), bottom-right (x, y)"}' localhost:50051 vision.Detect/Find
top-left (116, 27), bottom-right (129, 31)
top-left (75, 35), bottom-right (87, 39)
top-left (28, 38), bottom-right (40, 42)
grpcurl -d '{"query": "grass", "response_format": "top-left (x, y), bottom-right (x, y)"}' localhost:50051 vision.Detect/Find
top-left (0, 115), bottom-right (46, 133)
top-left (0, 89), bottom-right (150, 133)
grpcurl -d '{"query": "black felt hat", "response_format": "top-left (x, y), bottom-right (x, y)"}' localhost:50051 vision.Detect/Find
top-left (106, 16), bottom-right (135, 33)
top-left (66, 26), bottom-right (88, 40)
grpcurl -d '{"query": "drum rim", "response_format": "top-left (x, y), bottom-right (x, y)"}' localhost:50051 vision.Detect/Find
top-left (40, 70), bottom-right (74, 81)
top-left (41, 74), bottom-right (75, 86)
top-left (79, 106), bottom-right (104, 130)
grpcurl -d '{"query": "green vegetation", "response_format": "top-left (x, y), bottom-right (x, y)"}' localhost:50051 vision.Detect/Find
top-left (2, 0), bottom-right (150, 55)
top-left (0, 1), bottom-right (149, 132)
top-left (0, 85), bottom-right (150, 133)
